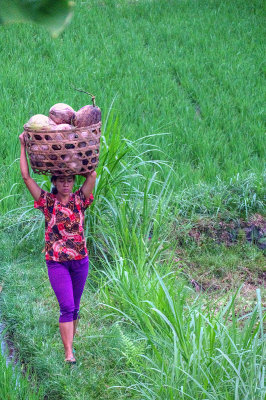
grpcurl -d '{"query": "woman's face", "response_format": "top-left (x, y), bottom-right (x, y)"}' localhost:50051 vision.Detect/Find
top-left (54, 176), bottom-right (75, 195)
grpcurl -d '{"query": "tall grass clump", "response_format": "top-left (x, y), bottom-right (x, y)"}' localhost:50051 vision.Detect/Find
top-left (89, 186), bottom-right (265, 399)
top-left (78, 126), bottom-right (264, 399)
top-left (174, 172), bottom-right (265, 219)
top-left (0, 107), bottom-right (264, 399)
top-left (108, 286), bottom-right (265, 400)
top-left (0, 350), bottom-right (43, 400)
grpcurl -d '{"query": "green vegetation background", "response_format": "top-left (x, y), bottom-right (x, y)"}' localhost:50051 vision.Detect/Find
top-left (0, 0), bottom-right (265, 208)
top-left (0, 0), bottom-right (264, 399)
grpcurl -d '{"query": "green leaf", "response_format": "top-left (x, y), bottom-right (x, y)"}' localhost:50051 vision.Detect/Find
top-left (0, 0), bottom-right (74, 37)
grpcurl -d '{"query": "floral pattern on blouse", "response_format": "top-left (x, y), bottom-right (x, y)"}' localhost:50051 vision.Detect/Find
top-left (34, 189), bottom-right (93, 262)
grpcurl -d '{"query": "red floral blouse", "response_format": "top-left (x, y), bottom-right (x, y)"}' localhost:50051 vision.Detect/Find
top-left (34, 189), bottom-right (94, 262)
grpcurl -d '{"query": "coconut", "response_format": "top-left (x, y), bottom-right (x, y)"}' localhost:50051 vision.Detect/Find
top-left (49, 103), bottom-right (75, 125)
top-left (67, 132), bottom-right (76, 140)
top-left (51, 124), bottom-right (73, 140)
top-left (53, 123), bottom-right (72, 131)
top-left (55, 133), bottom-right (64, 141)
top-left (68, 162), bottom-right (80, 171)
top-left (25, 114), bottom-right (56, 131)
top-left (36, 154), bottom-right (45, 161)
top-left (81, 130), bottom-right (89, 138)
top-left (61, 154), bottom-right (71, 161)
top-left (73, 105), bottom-right (101, 128)
top-left (73, 153), bottom-right (82, 160)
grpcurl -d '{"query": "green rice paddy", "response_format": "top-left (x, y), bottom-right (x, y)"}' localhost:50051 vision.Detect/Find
top-left (0, 0), bottom-right (265, 399)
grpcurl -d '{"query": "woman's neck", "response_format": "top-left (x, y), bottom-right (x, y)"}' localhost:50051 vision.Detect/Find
top-left (56, 193), bottom-right (71, 205)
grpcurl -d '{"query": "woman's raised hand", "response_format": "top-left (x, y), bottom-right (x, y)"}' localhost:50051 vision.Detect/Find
top-left (19, 132), bottom-right (26, 146)
top-left (81, 170), bottom-right (97, 199)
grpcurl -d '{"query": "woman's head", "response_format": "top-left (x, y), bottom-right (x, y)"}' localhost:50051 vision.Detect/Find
top-left (51, 175), bottom-right (75, 195)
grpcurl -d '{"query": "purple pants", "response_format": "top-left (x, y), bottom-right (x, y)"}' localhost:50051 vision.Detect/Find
top-left (46, 256), bottom-right (89, 323)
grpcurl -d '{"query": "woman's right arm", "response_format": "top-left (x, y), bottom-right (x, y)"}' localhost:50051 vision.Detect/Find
top-left (19, 133), bottom-right (42, 202)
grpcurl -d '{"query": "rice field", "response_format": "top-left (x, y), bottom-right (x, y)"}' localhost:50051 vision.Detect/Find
top-left (0, 0), bottom-right (265, 399)
top-left (0, 0), bottom-right (265, 209)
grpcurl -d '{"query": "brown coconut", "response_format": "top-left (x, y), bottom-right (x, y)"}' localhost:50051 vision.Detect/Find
top-left (73, 105), bottom-right (101, 128)
top-left (52, 123), bottom-right (72, 140)
top-left (25, 114), bottom-right (56, 131)
top-left (49, 103), bottom-right (75, 125)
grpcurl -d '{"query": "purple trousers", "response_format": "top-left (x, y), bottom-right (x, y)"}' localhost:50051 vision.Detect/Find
top-left (46, 256), bottom-right (89, 323)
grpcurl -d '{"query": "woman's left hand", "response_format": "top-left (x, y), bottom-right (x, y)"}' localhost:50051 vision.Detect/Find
top-left (80, 171), bottom-right (97, 199)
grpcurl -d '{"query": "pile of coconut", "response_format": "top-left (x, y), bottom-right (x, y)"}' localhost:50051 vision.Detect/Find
top-left (25, 102), bottom-right (101, 133)
top-left (24, 103), bottom-right (101, 174)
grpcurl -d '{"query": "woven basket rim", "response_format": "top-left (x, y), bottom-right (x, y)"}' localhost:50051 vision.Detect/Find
top-left (23, 121), bottom-right (101, 133)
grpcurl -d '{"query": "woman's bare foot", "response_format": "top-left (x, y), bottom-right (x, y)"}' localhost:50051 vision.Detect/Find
top-left (65, 355), bottom-right (76, 364)
top-left (64, 351), bottom-right (76, 362)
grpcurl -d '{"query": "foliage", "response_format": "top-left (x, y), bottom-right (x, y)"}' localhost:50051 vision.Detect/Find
top-left (0, 0), bottom-right (264, 399)
top-left (0, 0), bottom-right (74, 37)
top-left (0, 349), bottom-right (43, 400)
top-left (0, 0), bottom-right (264, 211)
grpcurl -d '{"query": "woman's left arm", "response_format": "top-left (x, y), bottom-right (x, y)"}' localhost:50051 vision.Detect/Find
top-left (80, 171), bottom-right (97, 199)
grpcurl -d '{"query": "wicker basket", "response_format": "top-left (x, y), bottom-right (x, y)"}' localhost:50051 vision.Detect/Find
top-left (24, 122), bottom-right (101, 176)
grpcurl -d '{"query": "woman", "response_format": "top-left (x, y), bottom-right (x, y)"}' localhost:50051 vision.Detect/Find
top-left (19, 133), bottom-right (96, 364)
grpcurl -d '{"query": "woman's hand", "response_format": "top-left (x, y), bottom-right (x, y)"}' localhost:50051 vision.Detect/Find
top-left (80, 171), bottom-right (97, 179)
top-left (85, 171), bottom-right (97, 179)
top-left (81, 170), bottom-right (97, 199)
top-left (19, 132), bottom-right (26, 146)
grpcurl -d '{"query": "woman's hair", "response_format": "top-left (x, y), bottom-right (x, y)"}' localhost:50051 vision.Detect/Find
top-left (50, 175), bottom-right (75, 195)
top-left (51, 176), bottom-right (58, 194)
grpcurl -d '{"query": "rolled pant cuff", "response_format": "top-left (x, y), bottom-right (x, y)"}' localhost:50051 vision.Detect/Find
top-left (73, 311), bottom-right (80, 321)
top-left (59, 312), bottom-right (74, 323)
top-left (59, 311), bottom-right (80, 323)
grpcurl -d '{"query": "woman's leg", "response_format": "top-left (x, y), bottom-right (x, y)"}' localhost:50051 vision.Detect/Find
top-left (73, 319), bottom-right (79, 338)
top-left (47, 261), bottom-right (76, 361)
top-left (69, 256), bottom-right (89, 337)
top-left (59, 322), bottom-right (75, 360)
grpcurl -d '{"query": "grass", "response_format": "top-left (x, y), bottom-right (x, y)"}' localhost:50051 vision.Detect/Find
top-left (0, 188), bottom-right (264, 399)
top-left (0, 346), bottom-right (43, 400)
top-left (0, 0), bottom-right (265, 398)
top-left (0, 155), bottom-right (265, 398)
top-left (0, 0), bottom-right (265, 211)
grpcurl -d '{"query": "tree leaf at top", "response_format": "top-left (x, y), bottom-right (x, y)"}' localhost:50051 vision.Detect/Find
top-left (0, 0), bottom-right (74, 37)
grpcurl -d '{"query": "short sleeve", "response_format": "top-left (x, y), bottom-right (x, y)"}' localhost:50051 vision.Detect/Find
top-left (75, 189), bottom-right (94, 211)
top-left (34, 189), bottom-right (48, 214)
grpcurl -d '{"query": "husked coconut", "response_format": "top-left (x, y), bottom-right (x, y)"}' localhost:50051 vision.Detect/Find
top-left (49, 103), bottom-right (75, 125)
top-left (53, 123), bottom-right (72, 131)
top-left (36, 154), bottom-right (45, 161)
top-left (25, 114), bottom-right (56, 131)
top-left (53, 124), bottom-right (73, 140)
top-left (61, 154), bottom-right (71, 161)
top-left (81, 130), bottom-right (89, 138)
top-left (73, 105), bottom-right (101, 128)
top-left (73, 153), bottom-right (82, 160)
top-left (55, 133), bottom-right (63, 141)
top-left (67, 132), bottom-right (76, 140)
top-left (69, 162), bottom-right (79, 171)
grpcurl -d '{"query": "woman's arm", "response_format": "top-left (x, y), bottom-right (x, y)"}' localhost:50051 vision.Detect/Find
top-left (80, 171), bottom-right (97, 199)
top-left (19, 133), bottom-right (42, 202)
